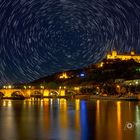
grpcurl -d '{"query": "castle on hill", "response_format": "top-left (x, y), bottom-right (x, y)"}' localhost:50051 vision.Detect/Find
top-left (107, 49), bottom-right (140, 62)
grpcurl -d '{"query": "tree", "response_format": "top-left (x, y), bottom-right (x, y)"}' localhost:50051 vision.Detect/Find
top-left (47, 82), bottom-right (58, 89)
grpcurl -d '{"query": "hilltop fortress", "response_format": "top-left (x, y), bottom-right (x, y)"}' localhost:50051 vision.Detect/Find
top-left (107, 50), bottom-right (140, 62)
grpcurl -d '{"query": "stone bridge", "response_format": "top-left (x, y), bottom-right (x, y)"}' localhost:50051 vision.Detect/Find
top-left (0, 88), bottom-right (79, 98)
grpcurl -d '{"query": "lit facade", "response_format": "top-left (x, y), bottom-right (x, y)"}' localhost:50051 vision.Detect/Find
top-left (107, 50), bottom-right (140, 62)
top-left (59, 72), bottom-right (69, 79)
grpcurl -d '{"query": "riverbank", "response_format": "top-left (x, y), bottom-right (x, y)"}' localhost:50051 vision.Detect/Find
top-left (90, 95), bottom-right (140, 101)
top-left (1, 94), bottom-right (140, 101)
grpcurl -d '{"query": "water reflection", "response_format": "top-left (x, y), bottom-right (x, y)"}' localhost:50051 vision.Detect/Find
top-left (96, 100), bottom-right (100, 140)
top-left (117, 101), bottom-right (122, 140)
top-left (136, 105), bottom-right (140, 139)
top-left (0, 99), bottom-right (140, 140)
top-left (80, 101), bottom-right (88, 140)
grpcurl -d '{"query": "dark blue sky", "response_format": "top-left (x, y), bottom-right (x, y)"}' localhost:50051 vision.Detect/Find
top-left (0, 0), bottom-right (140, 85)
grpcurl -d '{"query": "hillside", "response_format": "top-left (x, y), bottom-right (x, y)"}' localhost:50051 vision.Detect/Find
top-left (27, 59), bottom-right (140, 88)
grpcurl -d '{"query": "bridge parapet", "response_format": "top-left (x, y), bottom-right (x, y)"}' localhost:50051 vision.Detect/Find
top-left (0, 88), bottom-right (69, 97)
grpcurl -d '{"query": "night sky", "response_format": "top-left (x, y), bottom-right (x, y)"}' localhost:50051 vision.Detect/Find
top-left (0, 0), bottom-right (140, 85)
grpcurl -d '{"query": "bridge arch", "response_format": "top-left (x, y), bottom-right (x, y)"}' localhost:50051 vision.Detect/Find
top-left (0, 91), bottom-right (4, 98)
top-left (11, 91), bottom-right (25, 99)
top-left (11, 91), bottom-right (24, 96)
top-left (30, 91), bottom-right (43, 98)
top-left (49, 90), bottom-right (60, 97)
top-left (66, 90), bottom-right (78, 95)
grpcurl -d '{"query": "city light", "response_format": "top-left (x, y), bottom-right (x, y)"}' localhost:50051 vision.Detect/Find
top-left (3, 85), bottom-right (12, 89)
top-left (135, 81), bottom-right (138, 85)
top-left (97, 62), bottom-right (104, 68)
top-left (107, 49), bottom-right (140, 62)
top-left (59, 72), bottom-right (69, 79)
top-left (116, 85), bottom-right (120, 88)
top-left (74, 87), bottom-right (80, 91)
top-left (40, 85), bottom-right (44, 89)
top-left (79, 72), bottom-right (85, 77)
top-left (136, 68), bottom-right (140, 72)
top-left (8, 85), bottom-right (12, 89)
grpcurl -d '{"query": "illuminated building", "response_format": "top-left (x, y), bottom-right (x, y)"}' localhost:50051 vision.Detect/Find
top-left (97, 62), bottom-right (104, 68)
top-left (59, 72), bottom-right (69, 79)
top-left (107, 49), bottom-right (140, 62)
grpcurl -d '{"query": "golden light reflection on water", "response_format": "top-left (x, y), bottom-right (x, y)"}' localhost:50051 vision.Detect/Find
top-left (59, 99), bottom-right (67, 111)
top-left (59, 99), bottom-right (68, 140)
top-left (75, 99), bottom-right (80, 131)
top-left (96, 100), bottom-right (100, 140)
top-left (117, 101), bottom-right (122, 140)
top-left (0, 99), bottom-right (140, 140)
top-left (2, 100), bottom-right (12, 107)
top-left (75, 99), bottom-right (80, 111)
top-left (59, 99), bottom-right (68, 128)
top-left (0, 100), bottom-right (17, 139)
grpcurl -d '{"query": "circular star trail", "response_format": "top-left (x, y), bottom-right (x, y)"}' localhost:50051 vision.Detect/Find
top-left (0, 0), bottom-right (140, 85)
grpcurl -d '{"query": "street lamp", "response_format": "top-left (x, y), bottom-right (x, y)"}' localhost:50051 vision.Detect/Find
top-left (135, 81), bottom-right (139, 92)
top-left (135, 81), bottom-right (138, 85)
top-left (40, 85), bottom-right (44, 89)
top-left (116, 85), bottom-right (120, 94)
top-left (8, 85), bottom-right (12, 89)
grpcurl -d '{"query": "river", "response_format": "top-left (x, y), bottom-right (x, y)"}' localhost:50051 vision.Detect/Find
top-left (0, 99), bottom-right (140, 140)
